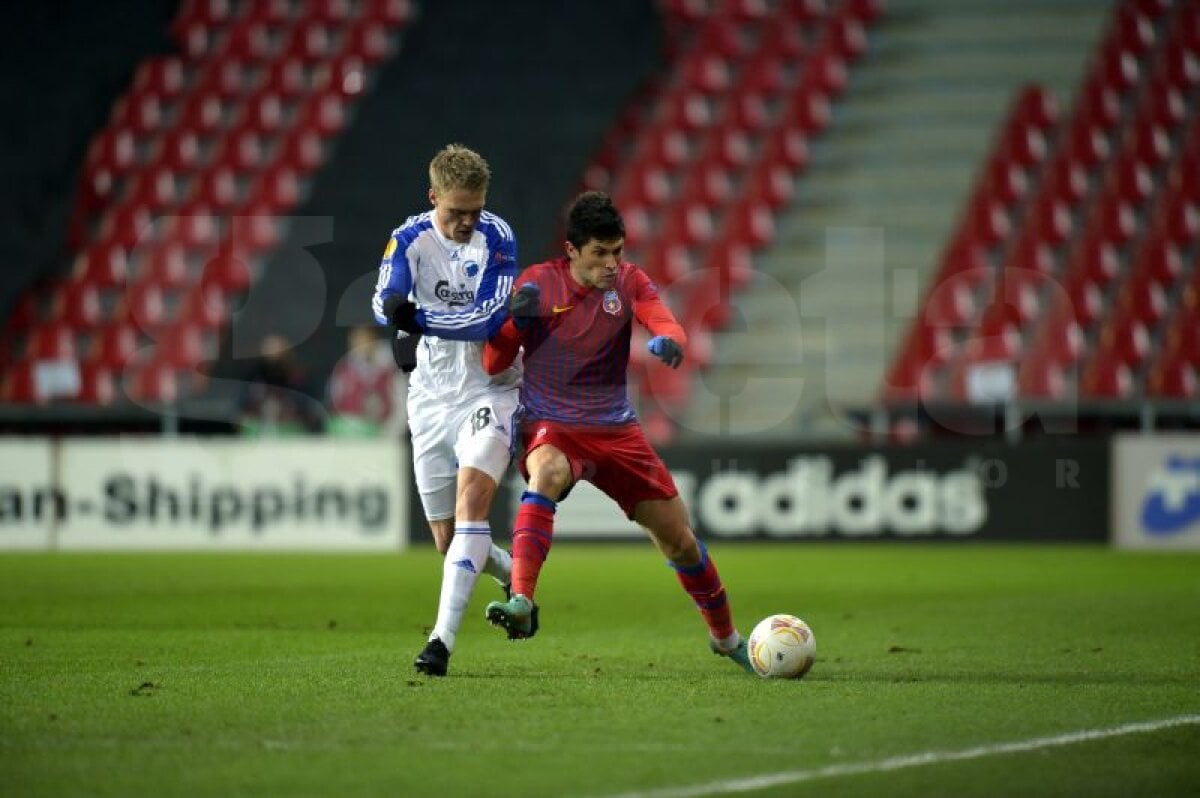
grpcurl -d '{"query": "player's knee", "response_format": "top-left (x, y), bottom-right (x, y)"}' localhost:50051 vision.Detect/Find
top-left (530, 460), bottom-right (572, 499)
top-left (662, 532), bottom-right (700, 565)
top-left (455, 480), bottom-right (494, 519)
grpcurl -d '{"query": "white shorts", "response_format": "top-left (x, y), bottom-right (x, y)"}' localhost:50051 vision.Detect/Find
top-left (408, 387), bottom-right (519, 521)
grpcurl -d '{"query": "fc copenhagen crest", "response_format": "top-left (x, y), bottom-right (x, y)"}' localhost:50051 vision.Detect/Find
top-left (602, 290), bottom-right (622, 315)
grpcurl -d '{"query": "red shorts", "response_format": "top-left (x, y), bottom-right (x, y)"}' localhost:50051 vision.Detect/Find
top-left (519, 420), bottom-right (678, 519)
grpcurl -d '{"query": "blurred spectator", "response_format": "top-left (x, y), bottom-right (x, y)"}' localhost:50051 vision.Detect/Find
top-left (326, 325), bottom-right (406, 437)
top-left (237, 333), bottom-right (324, 435)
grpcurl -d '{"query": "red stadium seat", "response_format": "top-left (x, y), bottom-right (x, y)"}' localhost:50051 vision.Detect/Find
top-left (244, 165), bottom-right (301, 215)
top-left (177, 92), bottom-right (229, 137)
top-left (50, 280), bottom-right (105, 329)
top-left (189, 166), bottom-right (240, 212)
top-left (737, 50), bottom-right (790, 98)
top-left (678, 52), bottom-right (734, 95)
top-left (284, 21), bottom-right (336, 64)
top-left (310, 0), bottom-right (354, 25)
top-left (717, 92), bottom-right (772, 136)
top-left (113, 280), bottom-right (173, 333)
top-left (178, 283), bottom-right (230, 330)
top-left (758, 17), bottom-right (807, 60)
top-left (1079, 358), bottom-right (1134, 398)
top-left (360, 0), bottom-right (416, 28)
top-left (677, 162), bottom-right (734, 210)
top-left (25, 323), bottom-right (79, 360)
top-left (342, 20), bottom-right (394, 64)
top-left (73, 241), bottom-right (132, 289)
top-left (660, 202), bottom-right (716, 248)
top-left (211, 128), bottom-right (268, 173)
top-left (611, 161), bottom-right (672, 210)
top-left (220, 20), bottom-right (276, 62)
top-left (739, 158), bottom-right (795, 210)
top-left (154, 323), bottom-right (212, 370)
top-left (779, 85), bottom-right (831, 136)
top-left (264, 57), bottom-right (311, 100)
top-left (1146, 354), bottom-right (1197, 398)
top-left (1076, 76), bottom-right (1122, 131)
top-left (132, 57), bottom-right (187, 101)
top-left (721, 200), bottom-right (775, 250)
top-left (1097, 316), bottom-right (1152, 368)
top-left (75, 362), bottom-right (117, 405)
top-left (275, 128), bottom-right (325, 173)
top-left (760, 126), bottom-right (810, 173)
top-left (199, 247), bottom-right (254, 294)
top-left (137, 240), bottom-right (194, 290)
top-left (151, 129), bottom-right (205, 173)
top-left (88, 323), bottom-right (141, 370)
top-left (195, 59), bottom-right (257, 102)
top-left (657, 90), bottom-right (713, 134)
top-left (123, 359), bottom-right (181, 404)
top-left (694, 127), bottom-right (753, 172)
top-left (296, 90), bottom-right (347, 138)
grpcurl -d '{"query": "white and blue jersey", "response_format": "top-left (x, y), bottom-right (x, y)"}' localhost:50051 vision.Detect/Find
top-left (372, 210), bottom-right (520, 401)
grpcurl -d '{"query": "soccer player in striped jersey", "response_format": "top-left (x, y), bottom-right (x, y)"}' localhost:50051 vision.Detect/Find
top-left (372, 144), bottom-right (533, 677)
top-left (480, 191), bottom-right (753, 673)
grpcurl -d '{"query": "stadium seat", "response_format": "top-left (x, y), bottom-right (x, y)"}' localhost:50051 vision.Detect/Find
top-left (75, 362), bottom-right (117, 405)
top-left (739, 158), bottom-right (795, 210)
top-left (123, 358), bottom-right (181, 404)
top-left (151, 129), bottom-right (205, 173)
top-left (695, 127), bottom-right (753, 172)
top-left (180, 91), bottom-right (231, 139)
top-left (199, 248), bottom-right (254, 294)
top-left (244, 165), bottom-right (300, 215)
top-left (677, 162), bottom-right (735, 210)
top-left (133, 56), bottom-right (188, 101)
top-left (721, 200), bottom-right (775, 250)
top-left (220, 20), bottom-right (276, 62)
top-left (137, 241), bottom-right (194, 290)
top-left (276, 128), bottom-right (325, 173)
top-left (88, 323), bottom-right (142, 370)
top-left (342, 20), bottom-right (394, 64)
top-left (24, 323), bottom-right (78, 360)
top-left (179, 283), bottom-right (231, 330)
top-left (73, 242), bottom-right (131, 289)
top-left (297, 89), bottom-right (347, 138)
top-left (360, 0), bottom-right (416, 28)
top-left (284, 21), bottom-right (336, 64)
top-left (51, 280), bottom-right (105, 330)
top-left (154, 323), bottom-right (211, 370)
top-left (760, 126), bottom-right (810, 173)
top-left (1095, 317), bottom-right (1152, 368)
top-left (778, 86), bottom-right (831, 136)
top-left (1079, 358), bottom-right (1133, 398)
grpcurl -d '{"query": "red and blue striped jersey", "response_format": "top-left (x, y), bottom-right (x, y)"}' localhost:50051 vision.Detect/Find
top-left (484, 258), bottom-right (686, 425)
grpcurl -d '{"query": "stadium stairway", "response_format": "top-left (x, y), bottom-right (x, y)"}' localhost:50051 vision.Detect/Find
top-left (677, 0), bottom-right (1108, 440)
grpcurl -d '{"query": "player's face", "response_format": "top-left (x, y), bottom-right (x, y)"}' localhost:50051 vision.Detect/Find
top-left (567, 238), bottom-right (623, 290)
top-left (430, 187), bottom-right (485, 243)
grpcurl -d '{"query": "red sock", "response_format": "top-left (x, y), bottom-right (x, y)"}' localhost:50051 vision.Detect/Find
top-left (672, 542), bottom-right (736, 641)
top-left (510, 491), bottom-right (556, 601)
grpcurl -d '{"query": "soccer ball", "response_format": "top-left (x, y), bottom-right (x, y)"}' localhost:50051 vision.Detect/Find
top-left (747, 614), bottom-right (816, 679)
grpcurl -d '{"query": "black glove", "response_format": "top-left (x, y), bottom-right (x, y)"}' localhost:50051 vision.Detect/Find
top-left (510, 284), bottom-right (541, 330)
top-left (391, 329), bottom-right (420, 373)
top-left (382, 296), bottom-right (422, 334)
top-left (647, 336), bottom-right (684, 369)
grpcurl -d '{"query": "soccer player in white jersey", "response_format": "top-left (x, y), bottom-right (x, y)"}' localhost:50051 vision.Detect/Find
top-left (371, 143), bottom-right (533, 676)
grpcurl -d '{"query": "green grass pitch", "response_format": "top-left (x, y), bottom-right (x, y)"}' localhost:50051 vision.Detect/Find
top-left (2, 544), bottom-right (1198, 797)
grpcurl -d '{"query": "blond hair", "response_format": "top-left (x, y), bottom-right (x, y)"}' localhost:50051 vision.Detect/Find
top-left (429, 144), bottom-right (491, 195)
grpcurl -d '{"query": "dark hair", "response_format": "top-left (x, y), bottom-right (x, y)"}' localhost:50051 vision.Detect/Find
top-left (566, 191), bottom-right (625, 249)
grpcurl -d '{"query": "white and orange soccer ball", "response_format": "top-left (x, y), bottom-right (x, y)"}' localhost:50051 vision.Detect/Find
top-left (747, 614), bottom-right (816, 679)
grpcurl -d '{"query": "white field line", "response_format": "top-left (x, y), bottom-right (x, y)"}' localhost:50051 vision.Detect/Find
top-left (594, 714), bottom-right (1200, 798)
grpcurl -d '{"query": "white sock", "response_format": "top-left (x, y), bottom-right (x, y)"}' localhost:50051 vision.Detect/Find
top-left (430, 522), bottom-right (492, 652)
top-left (483, 543), bottom-right (512, 586)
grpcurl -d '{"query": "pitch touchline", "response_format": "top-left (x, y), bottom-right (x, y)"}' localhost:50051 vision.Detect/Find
top-left (595, 714), bottom-right (1200, 798)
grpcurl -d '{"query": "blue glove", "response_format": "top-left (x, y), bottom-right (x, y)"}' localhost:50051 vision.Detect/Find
top-left (647, 336), bottom-right (684, 369)
top-left (510, 284), bottom-right (541, 330)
